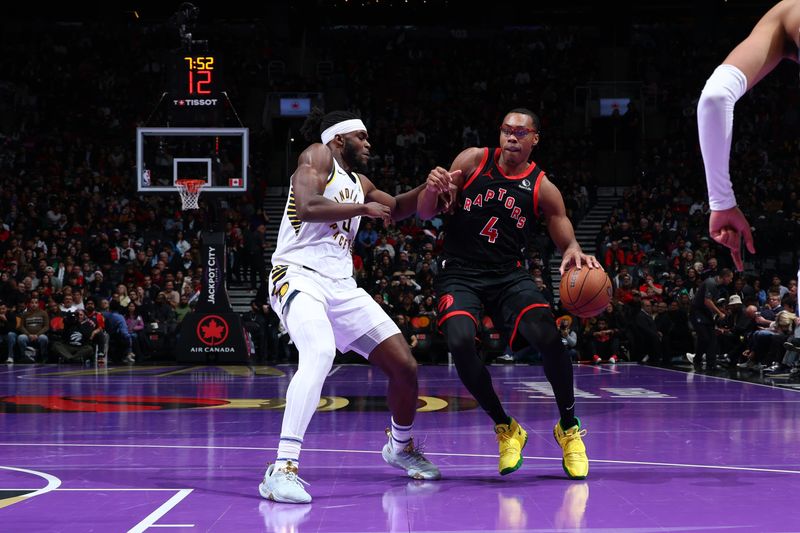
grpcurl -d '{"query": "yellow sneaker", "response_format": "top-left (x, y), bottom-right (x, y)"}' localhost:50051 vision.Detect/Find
top-left (495, 418), bottom-right (528, 475)
top-left (553, 418), bottom-right (588, 479)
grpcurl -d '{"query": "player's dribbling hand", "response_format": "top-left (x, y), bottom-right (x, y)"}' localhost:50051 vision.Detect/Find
top-left (363, 201), bottom-right (392, 225)
top-left (559, 248), bottom-right (601, 276)
top-left (709, 207), bottom-right (756, 272)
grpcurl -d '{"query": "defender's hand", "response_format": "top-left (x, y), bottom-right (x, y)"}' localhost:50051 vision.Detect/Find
top-left (363, 202), bottom-right (392, 225)
top-left (426, 168), bottom-right (460, 213)
top-left (709, 207), bottom-right (755, 272)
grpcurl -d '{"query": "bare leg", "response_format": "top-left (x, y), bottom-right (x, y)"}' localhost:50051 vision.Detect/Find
top-left (368, 333), bottom-right (418, 426)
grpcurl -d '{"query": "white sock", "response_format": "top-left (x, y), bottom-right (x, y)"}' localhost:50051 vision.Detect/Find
top-left (276, 435), bottom-right (303, 470)
top-left (390, 417), bottom-right (413, 452)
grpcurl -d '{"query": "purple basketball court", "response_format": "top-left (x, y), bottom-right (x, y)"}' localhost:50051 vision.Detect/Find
top-left (1, 362), bottom-right (798, 531)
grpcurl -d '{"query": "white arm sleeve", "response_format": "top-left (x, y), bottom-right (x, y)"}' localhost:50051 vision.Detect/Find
top-left (697, 64), bottom-right (748, 211)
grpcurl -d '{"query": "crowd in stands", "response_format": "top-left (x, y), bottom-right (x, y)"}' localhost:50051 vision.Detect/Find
top-left (1, 11), bottom-right (799, 373)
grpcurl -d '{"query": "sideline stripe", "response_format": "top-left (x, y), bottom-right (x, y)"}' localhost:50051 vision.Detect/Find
top-left (0, 442), bottom-right (797, 476)
top-left (651, 364), bottom-right (800, 393)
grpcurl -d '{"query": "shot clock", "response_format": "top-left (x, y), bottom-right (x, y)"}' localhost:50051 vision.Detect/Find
top-left (171, 54), bottom-right (220, 98)
top-left (181, 55), bottom-right (215, 95)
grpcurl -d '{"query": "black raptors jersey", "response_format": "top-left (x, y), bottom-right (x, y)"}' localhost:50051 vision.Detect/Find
top-left (442, 147), bottom-right (545, 265)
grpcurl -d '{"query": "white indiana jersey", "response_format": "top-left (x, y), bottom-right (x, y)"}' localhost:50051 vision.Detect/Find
top-left (271, 157), bottom-right (364, 279)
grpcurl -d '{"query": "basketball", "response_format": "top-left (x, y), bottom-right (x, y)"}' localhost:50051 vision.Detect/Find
top-left (559, 267), bottom-right (612, 318)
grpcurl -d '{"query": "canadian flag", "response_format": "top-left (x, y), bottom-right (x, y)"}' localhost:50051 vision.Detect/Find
top-left (228, 178), bottom-right (242, 187)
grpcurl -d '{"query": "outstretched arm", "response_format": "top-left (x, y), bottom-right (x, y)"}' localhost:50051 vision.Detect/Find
top-left (538, 177), bottom-right (601, 275)
top-left (292, 144), bottom-right (390, 225)
top-left (362, 178), bottom-right (426, 222)
top-left (697, 1), bottom-right (798, 269)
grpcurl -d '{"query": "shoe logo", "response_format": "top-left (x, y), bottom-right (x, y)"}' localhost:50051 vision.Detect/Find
top-left (196, 315), bottom-right (230, 346)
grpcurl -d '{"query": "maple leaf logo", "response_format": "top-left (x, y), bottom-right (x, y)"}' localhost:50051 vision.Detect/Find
top-left (201, 320), bottom-right (225, 341)
top-left (196, 315), bottom-right (229, 346)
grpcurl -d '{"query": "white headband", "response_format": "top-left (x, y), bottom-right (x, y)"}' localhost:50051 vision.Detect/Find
top-left (321, 119), bottom-right (367, 145)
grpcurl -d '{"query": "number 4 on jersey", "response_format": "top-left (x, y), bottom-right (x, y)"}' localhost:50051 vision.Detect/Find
top-left (479, 217), bottom-right (499, 243)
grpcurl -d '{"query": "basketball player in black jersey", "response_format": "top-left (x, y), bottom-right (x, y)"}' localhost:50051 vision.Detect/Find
top-left (417, 108), bottom-right (599, 479)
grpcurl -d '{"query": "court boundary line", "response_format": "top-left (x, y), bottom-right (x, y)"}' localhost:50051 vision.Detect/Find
top-left (127, 488), bottom-right (194, 533)
top-left (650, 365), bottom-right (800, 393)
top-left (1, 442), bottom-right (797, 476)
top-left (0, 466), bottom-right (193, 531)
top-left (503, 399), bottom-right (800, 403)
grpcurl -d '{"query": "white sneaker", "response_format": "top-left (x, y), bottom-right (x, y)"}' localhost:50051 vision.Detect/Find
top-left (5, 357), bottom-right (12, 364)
top-left (124, 353), bottom-right (135, 364)
top-left (258, 462), bottom-right (311, 504)
top-left (686, 353), bottom-right (695, 364)
top-left (381, 431), bottom-right (441, 480)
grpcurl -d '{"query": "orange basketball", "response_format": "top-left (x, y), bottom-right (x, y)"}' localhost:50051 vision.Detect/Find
top-left (559, 267), bottom-right (612, 318)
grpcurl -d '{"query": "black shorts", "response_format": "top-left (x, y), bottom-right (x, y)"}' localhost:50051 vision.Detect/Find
top-left (434, 258), bottom-right (552, 350)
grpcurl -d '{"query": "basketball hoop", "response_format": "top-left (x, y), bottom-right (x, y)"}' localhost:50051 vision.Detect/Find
top-left (176, 179), bottom-right (206, 210)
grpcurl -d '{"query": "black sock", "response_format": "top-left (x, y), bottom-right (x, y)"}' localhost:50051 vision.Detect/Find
top-left (559, 408), bottom-right (577, 430)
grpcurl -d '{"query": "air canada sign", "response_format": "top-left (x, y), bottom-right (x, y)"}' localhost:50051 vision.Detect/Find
top-left (176, 232), bottom-right (247, 362)
top-left (190, 315), bottom-right (235, 353)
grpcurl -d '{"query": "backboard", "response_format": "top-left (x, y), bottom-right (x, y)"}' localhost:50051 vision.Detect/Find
top-left (136, 127), bottom-right (248, 193)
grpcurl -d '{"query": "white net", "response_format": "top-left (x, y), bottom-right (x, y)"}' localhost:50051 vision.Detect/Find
top-left (176, 180), bottom-right (206, 210)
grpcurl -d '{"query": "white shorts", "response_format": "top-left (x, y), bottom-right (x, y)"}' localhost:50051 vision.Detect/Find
top-left (269, 264), bottom-right (399, 355)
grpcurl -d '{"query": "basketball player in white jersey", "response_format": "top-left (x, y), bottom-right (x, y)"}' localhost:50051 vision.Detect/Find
top-left (259, 109), bottom-right (450, 504)
top-left (697, 0), bottom-right (800, 272)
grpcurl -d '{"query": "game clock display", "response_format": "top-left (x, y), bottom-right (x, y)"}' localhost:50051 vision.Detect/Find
top-left (172, 54), bottom-right (219, 99)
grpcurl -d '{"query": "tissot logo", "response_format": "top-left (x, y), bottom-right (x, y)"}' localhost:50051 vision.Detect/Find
top-left (173, 99), bottom-right (219, 106)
